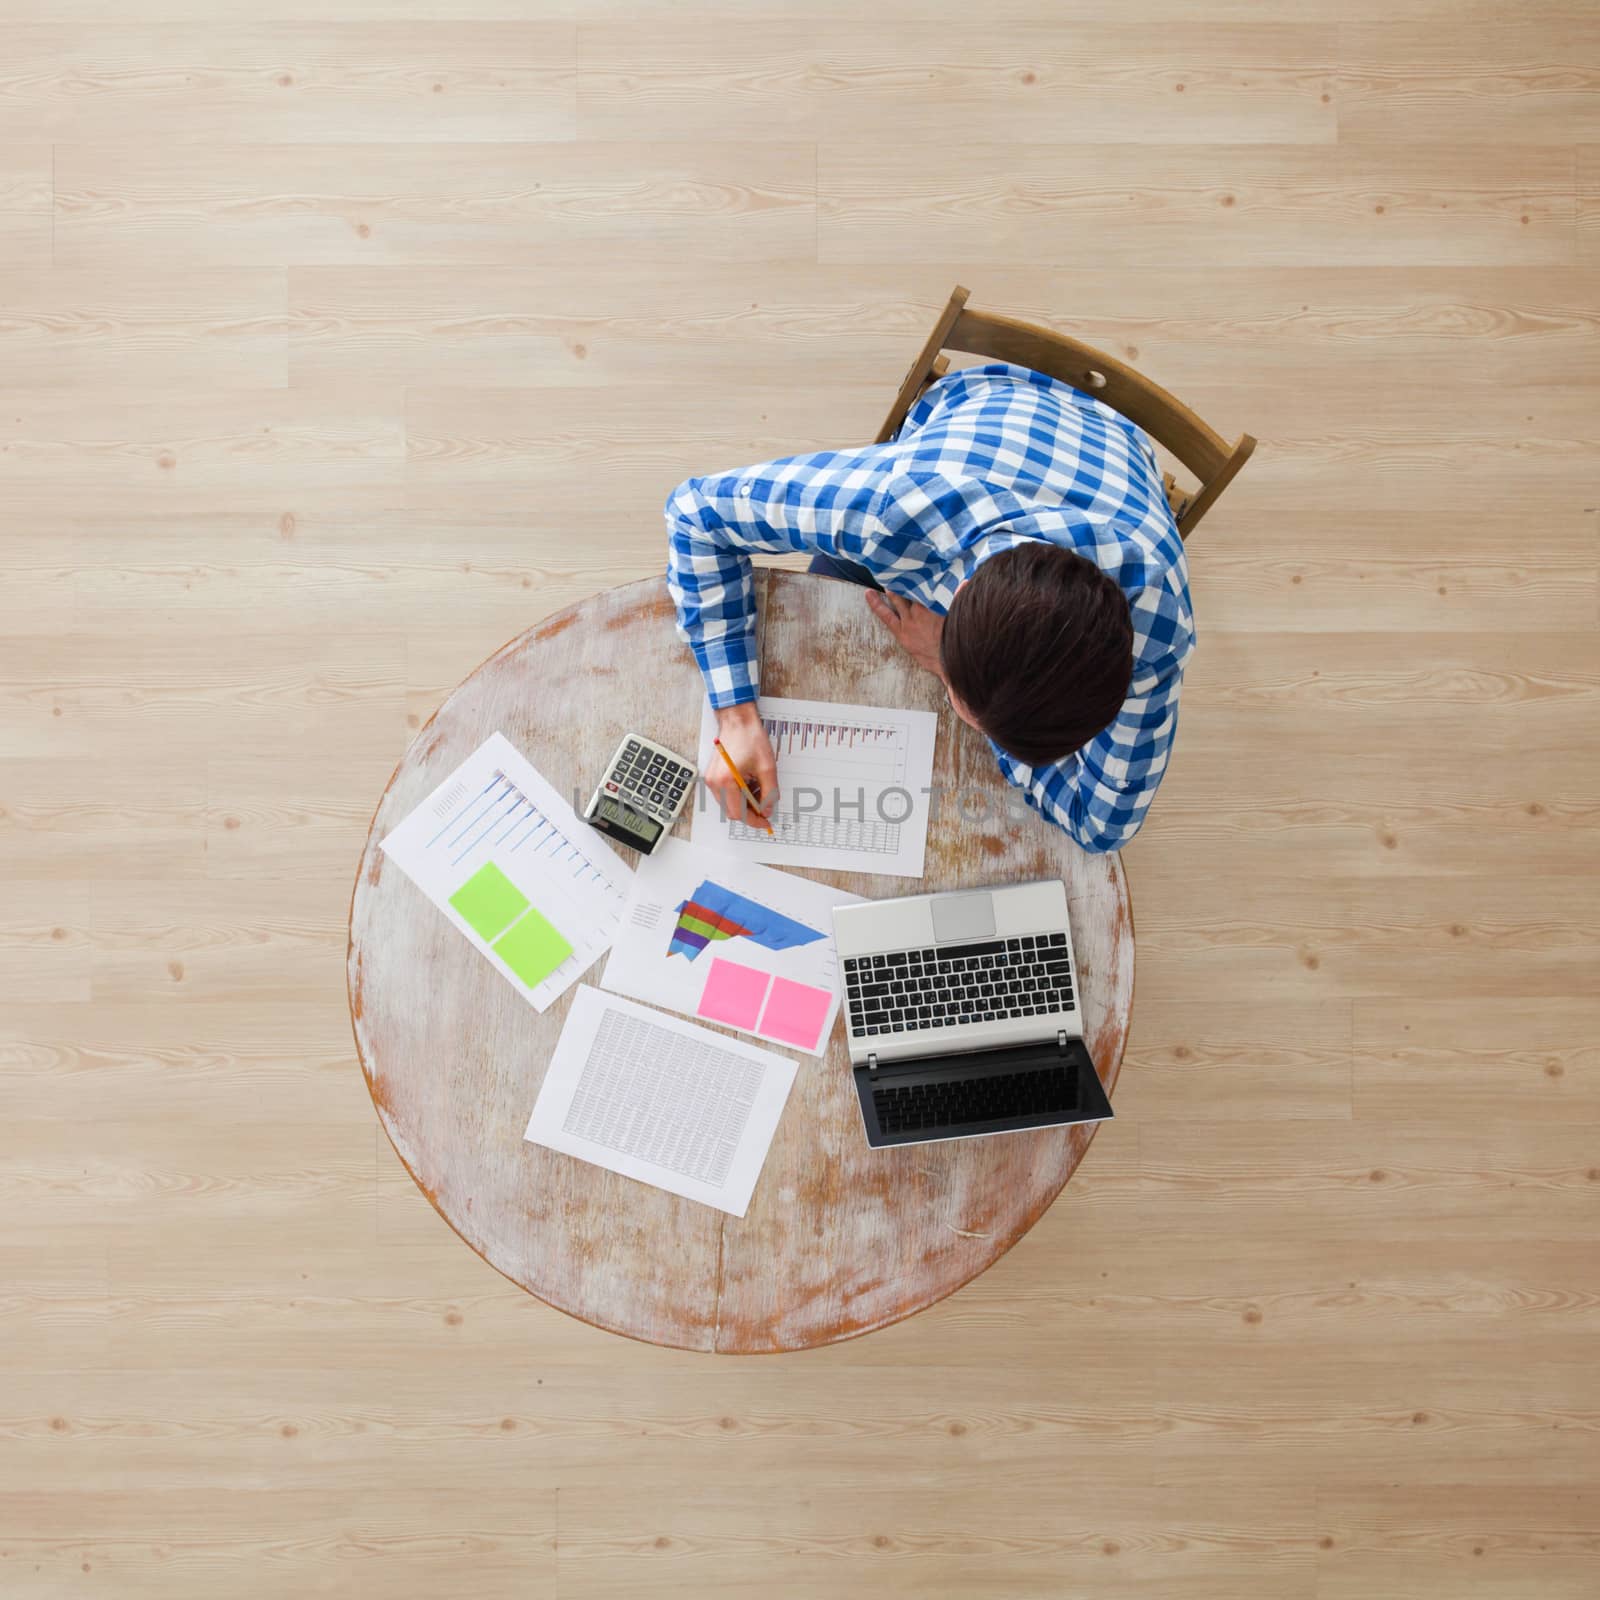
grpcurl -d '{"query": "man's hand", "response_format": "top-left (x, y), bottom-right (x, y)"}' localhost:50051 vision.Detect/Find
top-left (865, 589), bottom-right (946, 678)
top-left (705, 703), bottom-right (779, 826)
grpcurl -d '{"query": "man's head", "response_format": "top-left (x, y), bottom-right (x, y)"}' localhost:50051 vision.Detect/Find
top-left (940, 544), bottom-right (1134, 765)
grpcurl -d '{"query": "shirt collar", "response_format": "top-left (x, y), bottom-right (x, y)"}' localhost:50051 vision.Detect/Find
top-left (939, 509), bottom-right (1097, 604)
top-left (940, 531), bottom-right (1016, 604)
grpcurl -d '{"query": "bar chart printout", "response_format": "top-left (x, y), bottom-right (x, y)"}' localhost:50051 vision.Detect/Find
top-left (603, 838), bottom-right (860, 1057)
top-left (694, 695), bottom-right (939, 878)
top-left (379, 732), bottom-right (634, 1012)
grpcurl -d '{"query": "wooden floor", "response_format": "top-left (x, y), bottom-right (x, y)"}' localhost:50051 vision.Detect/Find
top-left (4, 3), bottom-right (1598, 1595)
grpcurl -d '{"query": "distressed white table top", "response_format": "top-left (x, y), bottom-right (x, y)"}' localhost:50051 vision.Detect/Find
top-left (348, 571), bottom-right (1134, 1352)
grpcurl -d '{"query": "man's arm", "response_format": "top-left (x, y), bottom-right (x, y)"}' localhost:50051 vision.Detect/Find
top-left (665, 446), bottom-right (894, 821)
top-left (996, 644), bottom-right (1187, 854)
top-left (664, 448), bottom-right (892, 708)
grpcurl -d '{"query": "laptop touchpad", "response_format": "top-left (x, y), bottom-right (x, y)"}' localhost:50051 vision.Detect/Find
top-left (932, 892), bottom-right (996, 943)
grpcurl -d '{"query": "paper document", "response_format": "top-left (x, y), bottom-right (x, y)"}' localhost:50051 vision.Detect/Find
top-left (380, 733), bottom-right (632, 1012)
top-left (693, 695), bottom-right (939, 878)
top-left (524, 986), bottom-right (796, 1216)
top-left (602, 837), bottom-right (861, 1057)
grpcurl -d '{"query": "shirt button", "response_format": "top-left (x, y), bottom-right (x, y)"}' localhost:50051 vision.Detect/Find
top-left (737, 482), bottom-right (752, 497)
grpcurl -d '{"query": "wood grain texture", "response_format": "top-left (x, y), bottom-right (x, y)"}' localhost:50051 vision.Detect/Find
top-left (4, 4), bottom-right (1598, 1595)
top-left (348, 572), bottom-right (1133, 1352)
top-left (577, 22), bottom-right (1340, 145)
top-left (0, 25), bottom-right (579, 144)
top-left (819, 145), bottom-right (1579, 268)
top-left (54, 141), bottom-right (816, 268)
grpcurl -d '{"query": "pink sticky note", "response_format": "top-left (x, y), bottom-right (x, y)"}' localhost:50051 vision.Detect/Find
top-left (697, 957), bottom-right (771, 1031)
top-left (759, 977), bottom-right (834, 1052)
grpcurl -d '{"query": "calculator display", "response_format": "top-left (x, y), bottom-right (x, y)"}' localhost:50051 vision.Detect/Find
top-left (594, 793), bottom-right (662, 846)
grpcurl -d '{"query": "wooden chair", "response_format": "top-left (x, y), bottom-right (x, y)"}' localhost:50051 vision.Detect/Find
top-left (876, 285), bottom-right (1256, 541)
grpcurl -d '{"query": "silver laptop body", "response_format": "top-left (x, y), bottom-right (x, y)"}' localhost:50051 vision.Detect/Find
top-left (830, 880), bottom-right (1112, 1149)
top-left (833, 880), bottom-right (1084, 1065)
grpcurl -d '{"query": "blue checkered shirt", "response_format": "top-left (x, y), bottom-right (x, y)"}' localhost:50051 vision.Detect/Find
top-left (665, 362), bottom-right (1195, 854)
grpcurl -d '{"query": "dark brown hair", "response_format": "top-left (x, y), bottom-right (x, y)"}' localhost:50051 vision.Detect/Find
top-left (940, 544), bottom-right (1134, 766)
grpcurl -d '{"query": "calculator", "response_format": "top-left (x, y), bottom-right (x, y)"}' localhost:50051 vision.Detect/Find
top-left (582, 734), bottom-right (697, 855)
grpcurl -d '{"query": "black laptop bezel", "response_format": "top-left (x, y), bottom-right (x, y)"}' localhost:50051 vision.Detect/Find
top-left (852, 1036), bottom-right (1113, 1148)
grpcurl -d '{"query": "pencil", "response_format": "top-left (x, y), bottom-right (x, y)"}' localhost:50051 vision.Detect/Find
top-left (712, 738), bottom-right (776, 836)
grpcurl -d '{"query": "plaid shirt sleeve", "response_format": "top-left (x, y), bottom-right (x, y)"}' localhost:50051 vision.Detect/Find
top-left (664, 449), bottom-right (892, 707)
top-left (993, 591), bottom-right (1192, 854)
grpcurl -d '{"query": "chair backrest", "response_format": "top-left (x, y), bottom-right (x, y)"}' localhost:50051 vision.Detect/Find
top-left (875, 285), bottom-right (1255, 540)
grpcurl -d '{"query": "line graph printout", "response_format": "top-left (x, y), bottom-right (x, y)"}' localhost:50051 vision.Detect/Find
top-left (693, 696), bottom-right (939, 878)
top-left (380, 732), bottom-right (633, 1012)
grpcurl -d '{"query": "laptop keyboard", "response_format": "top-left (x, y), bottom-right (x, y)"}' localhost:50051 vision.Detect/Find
top-left (843, 935), bottom-right (1075, 1040)
top-left (873, 1065), bottom-right (1077, 1135)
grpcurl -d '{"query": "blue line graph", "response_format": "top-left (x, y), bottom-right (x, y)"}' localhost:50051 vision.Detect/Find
top-left (429, 771), bottom-right (613, 885)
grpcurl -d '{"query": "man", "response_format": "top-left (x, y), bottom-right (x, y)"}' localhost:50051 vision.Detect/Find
top-left (665, 361), bottom-right (1194, 855)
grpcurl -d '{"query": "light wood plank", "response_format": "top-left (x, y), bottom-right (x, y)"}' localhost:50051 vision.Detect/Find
top-left (1338, 22), bottom-right (1600, 144)
top-left (400, 383), bottom-right (882, 534)
top-left (0, 24), bottom-right (578, 143)
top-left (0, 1000), bottom-right (370, 1123)
top-left (578, 23), bottom-right (1339, 145)
top-left (0, 145), bottom-right (51, 208)
top-left (0, 211), bottom-right (53, 264)
top-left (1315, 1483), bottom-right (1600, 1599)
top-left (0, 390), bottom-right (404, 516)
top-left (1577, 143), bottom-right (1600, 262)
top-left (0, 267), bottom-right (288, 388)
top-left (1353, 999), bottom-right (1600, 1123)
top-left (286, 263), bottom-right (1600, 393)
top-left (3, 0), bottom-right (1582, 19)
top-left (55, 141), bottom-right (817, 267)
top-left (819, 145), bottom-right (1579, 268)
top-left (0, 1489), bottom-right (556, 1599)
top-left (1119, 1000), bottom-right (1354, 1121)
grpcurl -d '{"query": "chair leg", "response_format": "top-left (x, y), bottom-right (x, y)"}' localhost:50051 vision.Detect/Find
top-left (917, 353), bottom-right (951, 399)
top-left (1159, 470), bottom-right (1194, 527)
top-left (874, 285), bottom-right (970, 444)
top-left (1176, 434), bottom-right (1257, 540)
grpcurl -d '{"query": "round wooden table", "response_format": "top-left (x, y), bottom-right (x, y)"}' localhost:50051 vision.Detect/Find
top-left (348, 571), bottom-right (1134, 1352)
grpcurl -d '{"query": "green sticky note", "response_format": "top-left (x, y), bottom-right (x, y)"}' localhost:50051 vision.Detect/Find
top-left (449, 862), bottom-right (528, 943)
top-left (492, 907), bottom-right (573, 989)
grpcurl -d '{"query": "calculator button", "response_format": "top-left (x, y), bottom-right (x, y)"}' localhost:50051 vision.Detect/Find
top-left (605, 781), bottom-right (619, 794)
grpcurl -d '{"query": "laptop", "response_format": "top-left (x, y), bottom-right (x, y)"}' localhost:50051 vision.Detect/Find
top-left (831, 880), bottom-right (1113, 1148)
